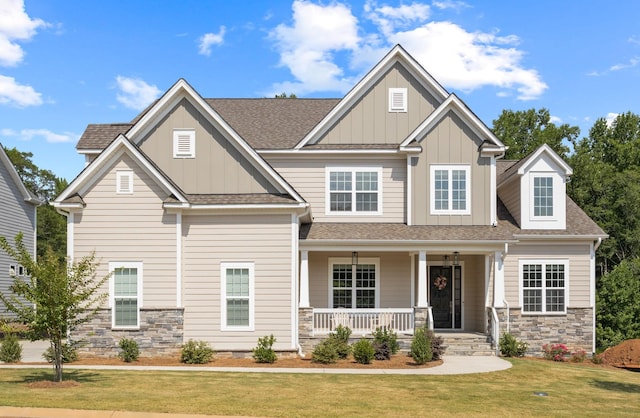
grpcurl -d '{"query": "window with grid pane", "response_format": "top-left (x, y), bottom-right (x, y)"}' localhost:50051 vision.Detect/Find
top-left (431, 165), bottom-right (470, 214)
top-left (332, 264), bottom-right (352, 308)
top-left (225, 268), bottom-right (250, 326)
top-left (534, 177), bottom-right (553, 216)
top-left (110, 263), bottom-right (142, 328)
top-left (327, 168), bottom-right (381, 214)
top-left (331, 261), bottom-right (377, 308)
top-left (521, 262), bottom-right (566, 313)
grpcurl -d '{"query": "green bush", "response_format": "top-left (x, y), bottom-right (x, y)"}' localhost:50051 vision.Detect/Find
top-left (410, 328), bottom-right (432, 365)
top-left (181, 340), bottom-right (215, 364)
top-left (0, 333), bottom-right (22, 363)
top-left (43, 341), bottom-right (79, 363)
top-left (253, 334), bottom-right (277, 364)
top-left (311, 339), bottom-right (338, 364)
top-left (499, 333), bottom-right (528, 357)
top-left (428, 331), bottom-right (446, 360)
top-left (118, 337), bottom-right (140, 363)
top-left (328, 325), bottom-right (352, 359)
top-left (372, 327), bottom-right (399, 356)
top-left (352, 339), bottom-right (375, 364)
top-left (373, 341), bottom-right (391, 360)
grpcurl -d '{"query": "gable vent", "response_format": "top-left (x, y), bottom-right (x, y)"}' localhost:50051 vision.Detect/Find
top-left (173, 129), bottom-right (195, 158)
top-left (116, 171), bottom-right (133, 194)
top-left (389, 88), bottom-right (407, 112)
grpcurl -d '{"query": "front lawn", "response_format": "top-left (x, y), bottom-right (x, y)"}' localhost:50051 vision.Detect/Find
top-left (0, 359), bottom-right (638, 417)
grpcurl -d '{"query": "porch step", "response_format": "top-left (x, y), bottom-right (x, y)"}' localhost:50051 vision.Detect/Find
top-left (440, 332), bottom-right (496, 356)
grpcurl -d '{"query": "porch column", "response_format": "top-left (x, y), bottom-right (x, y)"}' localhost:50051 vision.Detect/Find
top-left (494, 250), bottom-right (505, 307)
top-left (299, 250), bottom-right (310, 308)
top-left (417, 250), bottom-right (428, 307)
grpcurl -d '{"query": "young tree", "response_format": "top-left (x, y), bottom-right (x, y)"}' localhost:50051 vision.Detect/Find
top-left (491, 108), bottom-right (579, 160)
top-left (0, 233), bottom-right (108, 382)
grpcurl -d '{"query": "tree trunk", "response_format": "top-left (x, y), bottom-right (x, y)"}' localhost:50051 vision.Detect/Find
top-left (52, 339), bottom-right (63, 382)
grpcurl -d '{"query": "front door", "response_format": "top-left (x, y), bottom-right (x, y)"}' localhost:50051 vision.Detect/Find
top-left (429, 265), bottom-right (462, 329)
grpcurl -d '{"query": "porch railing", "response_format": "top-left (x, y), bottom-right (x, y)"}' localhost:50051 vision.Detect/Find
top-left (490, 307), bottom-right (500, 356)
top-left (313, 308), bottom-right (414, 335)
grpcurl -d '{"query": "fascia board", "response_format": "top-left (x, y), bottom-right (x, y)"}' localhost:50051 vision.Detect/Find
top-left (516, 144), bottom-right (573, 176)
top-left (295, 45), bottom-right (449, 150)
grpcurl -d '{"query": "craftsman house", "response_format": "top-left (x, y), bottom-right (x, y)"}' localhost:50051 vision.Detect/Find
top-left (53, 45), bottom-right (606, 356)
top-left (0, 144), bottom-right (41, 317)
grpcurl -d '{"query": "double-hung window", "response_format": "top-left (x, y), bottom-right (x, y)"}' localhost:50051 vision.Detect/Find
top-left (521, 260), bottom-right (567, 314)
top-left (533, 176), bottom-right (553, 216)
top-left (329, 258), bottom-right (379, 308)
top-left (430, 165), bottom-right (470, 215)
top-left (221, 262), bottom-right (254, 331)
top-left (326, 167), bottom-right (382, 215)
top-left (110, 262), bottom-right (142, 328)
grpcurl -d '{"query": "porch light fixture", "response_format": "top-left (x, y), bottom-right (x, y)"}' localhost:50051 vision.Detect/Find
top-left (453, 251), bottom-right (460, 266)
top-left (352, 251), bottom-right (359, 266)
top-left (442, 255), bottom-right (450, 267)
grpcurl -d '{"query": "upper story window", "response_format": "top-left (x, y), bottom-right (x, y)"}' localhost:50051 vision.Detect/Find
top-left (388, 88), bottom-right (407, 112)
top-left (116, 171), bottom-right (133, 194)
top-left (430, 165), bottom-right (470, 215)
top-left (520, 260), bottom-right (567, 314)
top-left (326, 167), bottom-right (382, 215)
top-left (533, 176), bottom-right (553, 217)
top-left (173, 129), bottom-right (195, 158)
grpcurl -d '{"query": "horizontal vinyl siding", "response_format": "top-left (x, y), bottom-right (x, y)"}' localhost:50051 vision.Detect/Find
top-left (504, 243), bottom-right (592, 308)
top-left (73, 155), bottom-right (176, 307)
top-left (182, 214), bottom-right (293, 350)
top-left (267, 157), bottom-right (406, 222)
top-left (498, 178), bottom-right (521, 226)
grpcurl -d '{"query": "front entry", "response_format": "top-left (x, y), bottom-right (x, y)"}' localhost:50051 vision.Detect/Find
top-left (429, 265), bottom-right (462, 329)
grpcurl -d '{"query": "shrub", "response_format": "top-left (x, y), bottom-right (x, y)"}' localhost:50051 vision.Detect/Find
top-left (253, 334), bottom-right (277, 364)
top-left (328, 325), bottom-right (352, 359)
top-left (311, 339), bottom-right (338, 364)
top-left (352, 339), bottom-right (375, 364)
top-left (0, 333), bottom-right (22, 363)
top-left (43, 342), bottom-right (79, 363)
top-left (118, 337), bottom-right (140, 363)
top-left (542, 343), bottom-right (570, 362)
top-left (410, 328), bottom-right (432, 365)
top-left (428, 331), bottom-right (446, 360)
top-left (499, 333), bottom-right (528, 357)
top-left (570, 348), bottom-right (587, 363)
top-left (373, 341), bottom-right (391, 360)
top-left (372, 327), bottom-right (399, 356)
top-left (591, 353), bottom-right (604, 364)
top-left (181, 340), bottom-right (215, 364)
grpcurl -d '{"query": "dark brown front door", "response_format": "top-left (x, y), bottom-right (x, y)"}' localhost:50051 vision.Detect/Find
top-left (430, 266), bottom-right (452, 328)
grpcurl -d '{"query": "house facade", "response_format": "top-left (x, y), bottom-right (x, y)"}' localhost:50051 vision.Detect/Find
top-left (0, 144), bottom-right (41, 317)
top-left (53, 45), bottom-right (606, 357)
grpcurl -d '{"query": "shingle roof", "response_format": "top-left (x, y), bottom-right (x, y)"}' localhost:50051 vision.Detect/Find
top-left (78, 124), bottom-right (133, 150)
top-left (183, 193), bottom-right (298, 205)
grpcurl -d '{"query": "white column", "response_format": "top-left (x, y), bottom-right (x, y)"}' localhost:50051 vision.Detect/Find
top-left (417, 250), bottom-right (428, 307)
top-left (494, 250), bottom-right (505, 307)
top-left (176, 211), bottom-right (182, 308)
top-left (299, 250), bottom-right (310, 308)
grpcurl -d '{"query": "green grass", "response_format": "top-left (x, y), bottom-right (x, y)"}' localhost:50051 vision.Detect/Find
top-left (0, 359), bottom-right (639, 417)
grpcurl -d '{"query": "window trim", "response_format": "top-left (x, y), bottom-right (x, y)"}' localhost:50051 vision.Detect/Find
top-left (109, 261), bottom-right (143, 329)
top-left (325, 167), bottom-right (383, 216)
top-left (220, 262), bottom-right (255, 331)
top-left (430, 165), bottom-right (471, 215)
top-left (327, 257), bottom-right (380, 309)
top-left (388, 88), bottom-right (407, 112)
top-left (116, 170), bottom-right (133, 194)
top-left (173, 129), bottom-right (196, 158)
top-left (519, 259), bottom-right (569, 315)
top-left (532, 174), bottom-right (554, 218)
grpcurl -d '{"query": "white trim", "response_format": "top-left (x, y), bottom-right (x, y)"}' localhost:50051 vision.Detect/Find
top-left (426, 261), bottom-right (465, 330)
top-left (430, 165), bottom-right (471, 215)
top-left (176, 211), bottom-right (182, 308)
top-left (220, 262), bottom-right (255, 331)
top-left (388, 87), bottom-right (407, 112)
top-left (407, 156), bottom-right (413, 225)
top-left (518, 259), bottom-right (569, 315)
top-left (494, 251), bottom-right (505, 308)
top-left (417, 251), bottom-right (427, 307)
top-left (521, 170), bottom-right (566, 230)
top-left (327, 257), bottom-right (380, 309)
top-left (173, 129), bottom-right (195, 158)
top-left (490, 157), bottom-right (497, 226)
top-left (299, 250), bottom-right (310, 308)
top-left (325, 166), bottom-right (383, 216)
top-left (410, 253), bottom-right (415, 307)
top-left (516, 144), bottom-right (573, 176)
top-left (109, 261), bottom-right (143, 330)
top-left (291, 213), bottom-right (298, 349)
top-left (259, 149), bottom-right (413, 156)
top-left (67, 212), bottom-right (74, 261)
top-left (116, 170), bottom-right (133, 194)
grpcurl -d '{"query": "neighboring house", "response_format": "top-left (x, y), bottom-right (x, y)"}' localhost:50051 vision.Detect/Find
top-left (53, 45), bottom-right (606, 357)
top-left (0, 145), bottom-right (41, 317)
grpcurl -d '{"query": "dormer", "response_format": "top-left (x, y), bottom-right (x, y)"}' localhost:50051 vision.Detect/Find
top-left (498, 144), bottom-right (572, 230)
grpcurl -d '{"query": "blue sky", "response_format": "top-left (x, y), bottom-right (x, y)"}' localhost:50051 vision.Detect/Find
top-left (1, 0), bottom-right (639, 181)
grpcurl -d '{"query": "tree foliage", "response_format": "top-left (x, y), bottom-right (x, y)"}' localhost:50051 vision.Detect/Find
top-left (0, 233), bottom-right (108, 382)
top-left (596, 257), bottom-right (640, 350)
top-left (3, 146), bottom-right (68, 260)
top-left (492, 108), bottom-right (579, 160)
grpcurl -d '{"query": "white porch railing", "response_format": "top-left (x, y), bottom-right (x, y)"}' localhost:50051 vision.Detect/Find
top-left (313, 308), bottom-right (414, 335)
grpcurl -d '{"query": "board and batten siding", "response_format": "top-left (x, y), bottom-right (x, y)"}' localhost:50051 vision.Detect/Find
top-left (266, 157), bottom-right (406, 222)
top-left (138, 98), bottom-right (278, 195)
top-left (0, 160), bottom-right (37, 316)
top-left (317, 63), bottom-right (441, 145)
top-left (411, 110), bottom-right (492, 226)
top-left (504, 243), bottom-right (592, 308)
top-left (181, 214), bottom-right (293, 350)
top-left (72, 154), bottom-right (177, 307)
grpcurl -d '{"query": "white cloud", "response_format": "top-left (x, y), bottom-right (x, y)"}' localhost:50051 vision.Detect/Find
top-left (605, 112), bottom-right (619, 127)
top-left (629, 35), bottom-right (640, 46)
top-left (549, 115), bottom-right (562, 124)
top-left (609, 57), bottom-right (639, 71)
top-left (1, 127), bottom-right (75, 143)
top-left (268, 1), bottom-right (547, 101)
top-left (198, 26), bottom-right (226, 56)
top-left (0, 74), bottom-right (42, 106)
top-left (0, 0), bottom-right (48, 66)
top-left (115, 76), bottom-right (161, 111)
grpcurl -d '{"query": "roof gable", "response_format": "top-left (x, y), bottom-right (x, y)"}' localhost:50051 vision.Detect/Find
top-left (0, 144), bottom-right (41, 205)
top-left (499, 144), bottom-right (572, 186)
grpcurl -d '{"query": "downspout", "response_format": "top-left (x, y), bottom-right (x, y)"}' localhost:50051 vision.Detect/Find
top-left (592, 237), bottom-right (602, 355)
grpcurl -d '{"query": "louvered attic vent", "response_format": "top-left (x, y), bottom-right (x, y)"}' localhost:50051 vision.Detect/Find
top-left (389, 88), bottom-right (407, 112)
top-left (173, 129), bottom-right (195, 158)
